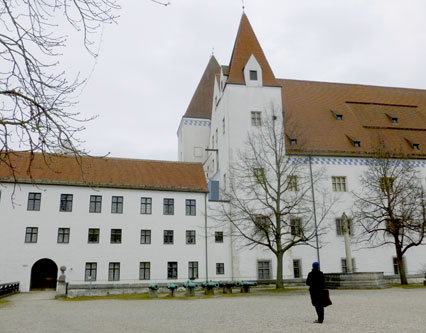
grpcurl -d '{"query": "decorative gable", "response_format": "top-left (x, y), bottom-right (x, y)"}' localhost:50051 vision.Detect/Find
top-left (244, 54), bottom-right (263, 87)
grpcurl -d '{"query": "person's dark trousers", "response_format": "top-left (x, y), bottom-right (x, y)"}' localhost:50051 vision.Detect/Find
top-left (315, 305), bottom-right (324, 323)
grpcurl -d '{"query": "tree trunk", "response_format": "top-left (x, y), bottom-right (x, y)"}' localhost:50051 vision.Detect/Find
top-left (396, 249), bottom-right (408, 285)
top-left (276, 251), bottom-right (284, 289)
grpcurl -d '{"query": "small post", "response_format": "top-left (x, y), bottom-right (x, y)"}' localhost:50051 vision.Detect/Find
top-left (56, 266), bottom-right (67, 297)
top-left (342, 212), bottom-right (353, 273)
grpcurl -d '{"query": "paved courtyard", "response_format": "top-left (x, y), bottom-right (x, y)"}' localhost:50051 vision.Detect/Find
top-left (1, 287), bottom-right (425, 332)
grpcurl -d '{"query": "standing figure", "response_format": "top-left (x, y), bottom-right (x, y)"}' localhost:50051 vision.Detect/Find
top-left (306, 262), bottom-right (325, 323)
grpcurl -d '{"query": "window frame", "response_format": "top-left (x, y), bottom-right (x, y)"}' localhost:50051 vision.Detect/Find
top-left (186, 230), bottom-right (196, 245)
top-left (341, 258), bottom-right (356, 273)
top-left (249, 70), bottom-right (258, 81)
top-left (290, 218), bottom-right (303, 237)
top-left (88, 228), bottom-right (100, 244)
top-left (25, 227), bottom-right (38, 243)
top-left (251, 111), bottom-right (262, 126)
top-left (332, 176), bottom-right (347, 192)
top-left (163, 198), bottom-right (174, 215)
top-left (89, 195), bottom-right (102, 213)
top-left (140, 197), bottom-right (152, 214)
top-left (257, 260), bottom-right (271, 280)
top-left (27, 192), bottom-right (41, 211)
top-left (216, 263), bottom-right (225, 275)
top-left (110, 229), bottom-right (122, 244)
top-left (108, 262), bottom-right (120, 281)
top-left (287, 175), bottom-right (298, 191)
top-left (139, 262), bottom-right (150, 280)
top-left (59, 194), bottom-right (73, 212)
top-left (185, 199), bottom-right (196, 216)
top-left (335, 218), bottom-right (353, 236)
top-left (85, 262), bottom-right (97, 281)
top-left (140, 229), bottom-right (151, 244)
top-left (188, 261), bottom-right (199, 279)
top-left (111, 196), bottom-right (123, 214)
top-left (215, 231), bottom-right (224, 243)
top-left (57, 227), bottom-right (70, 244)
top-left (293, 259), bottom-right (302, 278)
top-left (167, 261), bottom-right (178, 280)
top-left (163, 230), bottom-right (174, 244)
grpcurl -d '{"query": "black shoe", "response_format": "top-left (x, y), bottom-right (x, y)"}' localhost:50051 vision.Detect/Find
top-left (313, 320), bottom-right (323, 324)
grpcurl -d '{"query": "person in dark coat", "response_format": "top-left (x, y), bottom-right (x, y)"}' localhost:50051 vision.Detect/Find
top-left (306, 261), bottom-right (325, 323)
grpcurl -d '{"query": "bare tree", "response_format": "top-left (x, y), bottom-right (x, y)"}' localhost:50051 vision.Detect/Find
top-left (213, 108), bottom-right (334, 289)
top-left (0, 0), bottom-right (120, 173)
top-left (353, 150), bottom-right (426, 285)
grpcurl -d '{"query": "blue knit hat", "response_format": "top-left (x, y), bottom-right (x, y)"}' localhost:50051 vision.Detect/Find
top-left (312, 262), bottom-right (319, 268)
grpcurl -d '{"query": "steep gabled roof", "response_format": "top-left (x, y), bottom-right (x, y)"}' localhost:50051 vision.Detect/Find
top-left (183, 56), bottom-right (220, 119)
top-left (227, 13), bottom-right (280, 87)
top-left (0, 152), bottom-right (208, 192)
top-left (280, 79), bottom-right (426, 158)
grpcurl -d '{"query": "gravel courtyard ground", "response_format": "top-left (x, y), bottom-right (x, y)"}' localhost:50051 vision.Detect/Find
top-left (1, 287), bottom-right (425, 332)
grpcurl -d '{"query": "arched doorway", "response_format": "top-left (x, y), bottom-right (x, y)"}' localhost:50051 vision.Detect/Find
top-left (30, 258), bottom-right (58, 290)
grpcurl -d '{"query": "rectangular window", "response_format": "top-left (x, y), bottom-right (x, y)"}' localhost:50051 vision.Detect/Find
top-left (57, 228), bottom-right (70, 244)
top-left (89, 195), bottom-right (102, 213)
top-left (139, 262), bottom-right (150, 280)
top-left (336, 218), bottom-right (352, 236)
top-left (249, 70), bottom-right (258, 80)
top-left (140, 197), bottom-right (152, 214)
top-left (140, 229), bottom-right (151, 244)
top-left (167, 262), bottom-right (178, 279)
top-left (253, 168), bottom-right (265, 184)
top-left (185, 199), bottom-right (196, 216)
top-left (85, 262), bottom-right (97, 281)
top-left (163, 198), bottom-right (174, 215)
top-left (258, 261), bottom-right (270, 280)
top-left (216, 263), bottom-right (225, 275)
top-left (110, 229), bottom-right (122, 244)
top-left (27, 193), bottom-right (41, 211)
top-left (60, 194), bottom-right (73, 212)
top-left (215, 128), bottom-right (218, 146)
top-left (290, 218), bottom-right (303, 237)
top-left (88, 228), bottom-right (100, 243)
top-left (251, 111), bottom-right (262, 126)
top-left (108, 262), bottom-right (120, 281)
top-left (222, 117), bottom-right (225, 134)
top-left (111, 196), bottom-right (123, 214)
top-left (188, 261), bottom-right (199, 279)
top-left (25, 227), bottom-right (38, 243)
top-left (341, 258), bottom-right (356, 273)
top-left (287, 175), bottom-right (298, 191)
top-left (186, 230), bottom-right (196, 244)
top-left (332, 176), bottom-right (347, 192)
top-left (215, 231), bottom-right (224, 243)
top-left (163, 230), bottom-right (174, 244)
top-left (293, 259), bottom-right (302, 278)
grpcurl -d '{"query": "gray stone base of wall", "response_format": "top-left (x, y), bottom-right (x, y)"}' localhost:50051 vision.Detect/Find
top-left (325, 272), bottom-right (390, 289)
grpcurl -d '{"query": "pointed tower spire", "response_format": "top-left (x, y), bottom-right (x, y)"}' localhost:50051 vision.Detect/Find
top-left (183, 56), bottom-right (220, 119)
top-left (227, 13), bottom-right (280, 87)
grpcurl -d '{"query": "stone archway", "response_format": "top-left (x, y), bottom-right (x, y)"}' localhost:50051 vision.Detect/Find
top-left (30, 258), bottom-right (58, 290)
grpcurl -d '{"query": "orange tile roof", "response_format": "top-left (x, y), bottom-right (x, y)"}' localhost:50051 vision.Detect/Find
top-left (0, 152), bottom-right (208, 192)
top-left (280, 79), bottom-right (426, 158)
top-left (227, 13), bottom-right (280, 87)
top-left (183, 56), bottom-right (220, 119)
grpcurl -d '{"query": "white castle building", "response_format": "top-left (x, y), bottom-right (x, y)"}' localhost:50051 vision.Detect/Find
top-left (177, 14), bottom-right (426, 282)
top-left (1, 14), bottom-right (426, 293)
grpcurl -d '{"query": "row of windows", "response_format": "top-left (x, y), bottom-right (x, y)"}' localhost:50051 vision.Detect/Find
top-left (25, 228), bottom-right (225, 245)
top-left (84, 261), bottom-right (226, 281)
top-left (27, 194), bottom-right (197, 216)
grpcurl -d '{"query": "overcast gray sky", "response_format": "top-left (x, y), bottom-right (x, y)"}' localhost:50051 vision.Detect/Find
top-left (68, 0), bottom-right (426, 161)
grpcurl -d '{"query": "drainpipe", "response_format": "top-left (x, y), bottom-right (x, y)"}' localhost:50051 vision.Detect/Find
top-left (309, 156), bottom-right (320, 266)
top-left (204, 192), bottom-right (209, 281)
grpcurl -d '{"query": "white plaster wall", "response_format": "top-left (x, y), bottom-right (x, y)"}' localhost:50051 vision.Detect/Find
top-left (177, 117), bottom-right (211, 163)
top-left (0, 183), bottom-right (224, 291)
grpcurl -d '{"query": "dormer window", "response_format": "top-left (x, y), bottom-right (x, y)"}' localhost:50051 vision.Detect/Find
top-left (413, 143), bottom-right (420, 150)
top-left (331, 110), bottom-right (343, 121)
top-left (249, 70), bottom-right (258, 81)
top-left (391, 117), bottom-right (398, 124)
top-left (346, 135), bottom-right (360, 148)
top-left (290, 139), bottom-right (298, 146)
